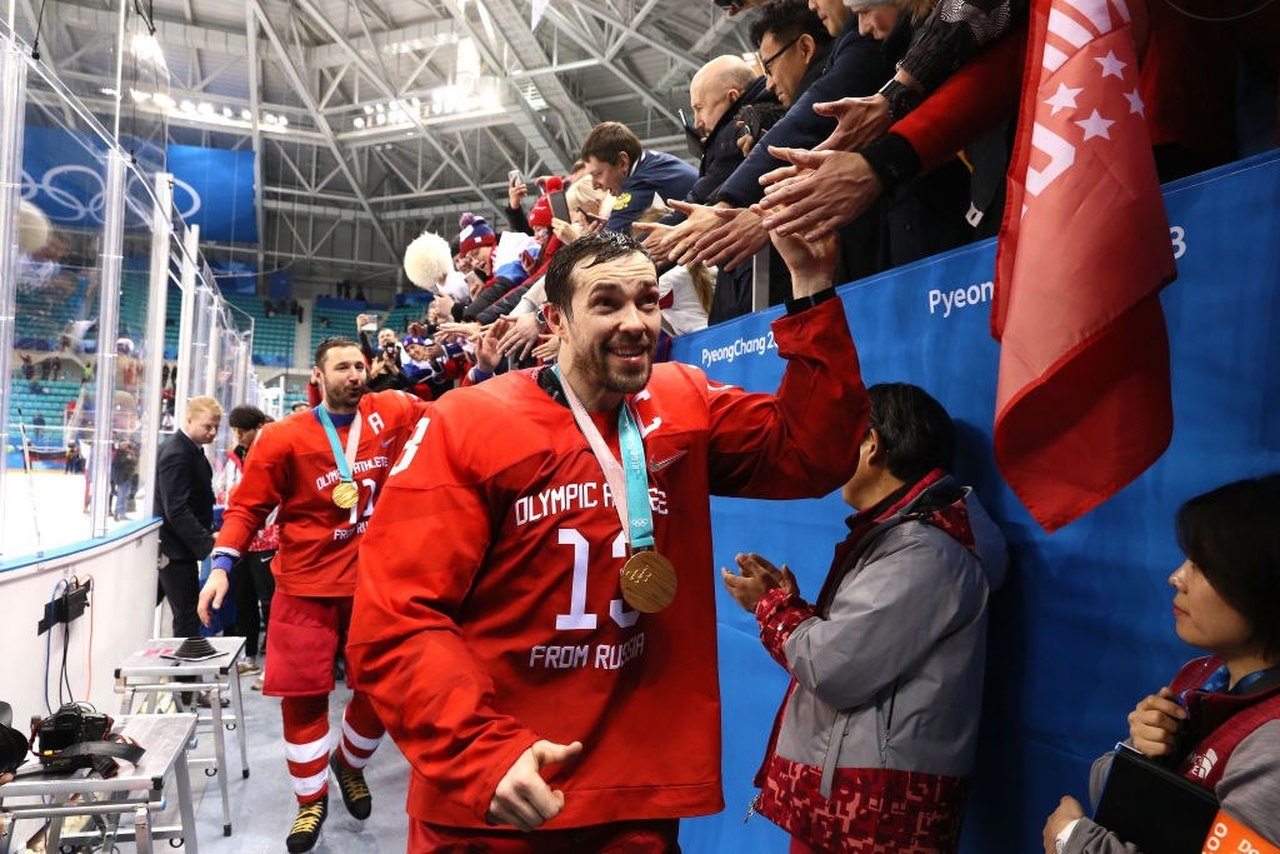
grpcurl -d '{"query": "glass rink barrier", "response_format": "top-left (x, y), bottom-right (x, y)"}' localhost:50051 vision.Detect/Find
top-left (1, 16), bottom-right (257, 567)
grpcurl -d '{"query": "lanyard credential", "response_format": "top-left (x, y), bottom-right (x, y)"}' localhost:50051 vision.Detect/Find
top-left (315, 406), bottom-right (362, 509)
top-left (553, 366), bottom-right (676, 612)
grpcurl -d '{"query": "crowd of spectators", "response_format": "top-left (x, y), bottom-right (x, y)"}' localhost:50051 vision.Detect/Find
top-left (352, 0), bottom-right (1272, 405)
top-left (185, 2), bottom-right (1277, 850)
top-left (264, 298), bottom-right (306, 323)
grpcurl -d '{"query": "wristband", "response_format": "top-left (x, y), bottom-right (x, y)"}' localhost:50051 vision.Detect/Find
top-left (785, 287), bottom-right (837, 315)
top-left (860, 132), bottom-right (922, 195)
top-left (878, 78), bottom-right (925, 123)
top-left (211, 554), bottom-right (235, 573)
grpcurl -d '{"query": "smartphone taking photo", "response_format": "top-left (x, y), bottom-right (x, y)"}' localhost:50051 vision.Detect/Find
top-left (548, 190), bottom-right (571, 223)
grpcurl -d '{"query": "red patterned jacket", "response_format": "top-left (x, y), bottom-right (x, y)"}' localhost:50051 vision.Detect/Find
top-left (217, 445), bottom-right (279, 553)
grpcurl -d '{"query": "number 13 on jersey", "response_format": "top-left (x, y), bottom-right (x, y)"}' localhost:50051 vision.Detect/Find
top-left (556, 528), bottom-right (639, 631)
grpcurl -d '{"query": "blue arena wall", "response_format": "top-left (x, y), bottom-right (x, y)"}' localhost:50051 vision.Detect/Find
top-left (672, 149), bottom-right (1280, 852)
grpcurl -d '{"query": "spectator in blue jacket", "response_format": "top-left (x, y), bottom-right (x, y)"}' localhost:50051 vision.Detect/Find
top-left (580, 122), bottom-right (697, 234)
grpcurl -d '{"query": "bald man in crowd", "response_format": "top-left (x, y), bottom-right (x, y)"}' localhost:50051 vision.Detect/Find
top-left (680, 55), bottom-right (777, 211)
top-left (641, 56), bottom-right (779, 318)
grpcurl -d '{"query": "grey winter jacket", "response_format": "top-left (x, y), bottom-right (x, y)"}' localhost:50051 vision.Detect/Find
top-left (773, 479), bottom-right (1008, 793)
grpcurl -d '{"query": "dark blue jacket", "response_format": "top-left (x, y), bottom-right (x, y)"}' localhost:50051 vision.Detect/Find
top-left (661, 76), bottom-right (778, 227)
top-left (689, 75), bottom-right (776, 205)
top-left (606, 149), bottom-right (698, 233)
top-left (715, 20), bottom-right (885, 207)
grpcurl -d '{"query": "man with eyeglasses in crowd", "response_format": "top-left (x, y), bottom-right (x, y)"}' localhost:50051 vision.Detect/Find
top-left (643, 0), bottom-right (885, 322)
top-left (750, 0), bottom-right (834, 123)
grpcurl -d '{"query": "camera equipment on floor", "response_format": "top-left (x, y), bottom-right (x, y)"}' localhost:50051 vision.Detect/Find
top-left (0, 701), bottom-right (29, 775)
top-left (33, 702), bottom-right (144, 777)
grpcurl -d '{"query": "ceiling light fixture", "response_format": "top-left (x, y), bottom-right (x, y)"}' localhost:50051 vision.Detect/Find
top-left (129, 32), bottom-right (169, 71)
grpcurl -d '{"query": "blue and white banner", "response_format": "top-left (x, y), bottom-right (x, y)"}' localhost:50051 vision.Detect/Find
top-left (21, 126), bottom-right (257, 243)
top-left (673, 149), bottom-right (1280, 853)
top-left (165, 142), bottom-right (257, 243)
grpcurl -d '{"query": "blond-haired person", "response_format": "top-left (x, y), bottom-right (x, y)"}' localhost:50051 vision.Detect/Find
top-left (155, 395), bottom-right (222, 637)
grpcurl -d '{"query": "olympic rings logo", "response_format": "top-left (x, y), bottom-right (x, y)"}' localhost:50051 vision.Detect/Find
top-left (21, 164), bottom-right (202, 226)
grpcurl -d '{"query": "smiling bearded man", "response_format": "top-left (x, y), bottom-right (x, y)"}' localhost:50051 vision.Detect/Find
top-left (349, 229), bottom-right (870, 852)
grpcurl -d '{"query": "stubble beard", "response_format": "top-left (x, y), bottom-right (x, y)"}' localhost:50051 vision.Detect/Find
top-left (325, 378), bottom-right (366, 410)
top-left (599, 334), bottom-right (654, 395)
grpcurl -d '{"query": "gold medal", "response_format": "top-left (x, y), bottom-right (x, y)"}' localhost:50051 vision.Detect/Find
top-left (332, 481), bottom-right (359, 509)
top-left (620, 550), bottom-right (677, 613)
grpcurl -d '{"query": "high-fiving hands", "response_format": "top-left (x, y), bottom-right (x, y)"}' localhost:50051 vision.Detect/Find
top-left (756, 146), bottom-right (883, 241)
top-left (812, 96), bottom-right (892, 152)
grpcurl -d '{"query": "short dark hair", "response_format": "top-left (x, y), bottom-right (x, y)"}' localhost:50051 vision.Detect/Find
top-left (581, 122), bottom-right (642, 167)
top-left (866, 383), bottom-right (955, 484)
top-left (544, 231), bottom-right (653, 316)
top-left (228, 405), bottom-right (267, 431)
top-left (749, 0), bottom-right (832, 50)
top-left (1176, 474), bottom-right (1280, 659)
top-left (314, 335), bottom-right (362, 369)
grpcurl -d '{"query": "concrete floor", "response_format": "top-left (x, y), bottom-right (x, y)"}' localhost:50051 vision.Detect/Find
top-left (4, 673), bottom-right (413, 852)
top-left (186, 674), bottom-right (412, 854)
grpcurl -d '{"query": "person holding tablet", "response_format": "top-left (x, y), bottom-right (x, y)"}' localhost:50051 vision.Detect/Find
top-left (1045, 474), bottom-right (1280, 853)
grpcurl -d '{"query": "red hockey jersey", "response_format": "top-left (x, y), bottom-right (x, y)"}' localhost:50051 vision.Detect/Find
top-left (349, 297), bottom-right (867, 830)
top-left (214, 390), bottom-right (429, 597)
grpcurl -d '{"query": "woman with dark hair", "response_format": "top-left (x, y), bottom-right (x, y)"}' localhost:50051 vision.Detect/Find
top-left (1044, 474), bottom-right (1280, 853)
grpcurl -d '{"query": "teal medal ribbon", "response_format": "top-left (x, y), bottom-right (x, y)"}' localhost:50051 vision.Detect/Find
top-left (553, 366), bottom-right (676, 611)
top-left (617, 398), bottom-right (656, 551)
top-left (315, 406), bottom-right (361, 509)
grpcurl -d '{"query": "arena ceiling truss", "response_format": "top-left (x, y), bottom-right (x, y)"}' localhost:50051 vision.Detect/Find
top-left (10, 0), bottom-right (750, 282)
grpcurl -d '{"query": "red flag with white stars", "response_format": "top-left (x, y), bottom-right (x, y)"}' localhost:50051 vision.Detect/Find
top-left (992, 0), bottom-right (1177, 532)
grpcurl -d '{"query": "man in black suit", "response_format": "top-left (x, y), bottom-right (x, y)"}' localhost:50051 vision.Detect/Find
top-left (155, 395), bottom-right (221, 637)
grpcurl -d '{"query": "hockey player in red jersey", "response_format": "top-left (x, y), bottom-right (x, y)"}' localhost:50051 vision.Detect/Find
top-left (350, 229), bottom-right (868, 851)
top-left (197, 336), bottom-right (429, 853)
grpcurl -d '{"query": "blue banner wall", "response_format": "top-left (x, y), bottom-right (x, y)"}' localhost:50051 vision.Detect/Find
top-left (165, 142), bottom-right (258, 243)
top-left (23, 125), bottom-right (149, 231)
top-left (673, 149), bottom-right (1280, 852)
top-left (21, 127), bottom-right (257, 243)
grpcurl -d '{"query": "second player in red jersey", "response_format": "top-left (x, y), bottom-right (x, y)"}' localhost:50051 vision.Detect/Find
top-left (200, 337), bottom-right (429, 853)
